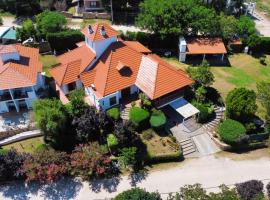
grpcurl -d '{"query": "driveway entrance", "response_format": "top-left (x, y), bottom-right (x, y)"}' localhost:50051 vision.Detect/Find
top-left (163, 106), bottom-right (220, 157)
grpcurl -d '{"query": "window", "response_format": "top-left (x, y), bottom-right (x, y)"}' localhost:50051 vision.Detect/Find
top-left (67, 82), bottom-right (76, 92)
top-left (109, 96), bottom-right (117, 106)
top-left (90, 1), bottom-right (97, 7)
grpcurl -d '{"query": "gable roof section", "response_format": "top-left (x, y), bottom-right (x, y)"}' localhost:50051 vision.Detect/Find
top-left (0, 44), bottom-right (18, 54)
top-left (123, 41), bottom-right (151, 53)
top-left (80, 41), bottom-right (143, 97)
top-left (136, 54), bottom-right (193, 100)
top-left (0, 45), bottom-right (42, 90)
top-left (57, 44), bottom-right (96, 73)
top-left (186, 37), bottom-right (227, 54)
top-left (49, 60), bottom-right (81, 86)
top-left (81, 23), bottom-right (119, 42)
top-left (50, 44), bottom-right (96, 86)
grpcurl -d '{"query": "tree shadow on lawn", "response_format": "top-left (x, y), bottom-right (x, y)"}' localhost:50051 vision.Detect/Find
top-left (89, 175), bottom-right (122, 193)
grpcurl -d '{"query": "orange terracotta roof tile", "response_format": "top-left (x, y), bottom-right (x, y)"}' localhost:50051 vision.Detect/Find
top-left (0, 44), bottom-right (18, 54)
top-left (123, 41), bottom-right (151, 53)
top-left (81, 23), bottom-right (119, 42)
top-left (57, 44), bottom-right (96, 73)
top-left (136, 54), bottom-right (193, 100)
top-left (82, 41), bottom-right (143, 97)
top-left (49, 59), bottom-right (81, 86)
top-left (0, 45), bottom-right (43, 90)
top-left (50, 44), bottom-right (96, 86)
top-left (186, 37), bottom-right (227, 55)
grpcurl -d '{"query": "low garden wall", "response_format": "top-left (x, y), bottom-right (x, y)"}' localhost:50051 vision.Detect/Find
top-left (0, 130), bottom-right (42, 146)
top-left (82, 12), bottom-right (111, 19)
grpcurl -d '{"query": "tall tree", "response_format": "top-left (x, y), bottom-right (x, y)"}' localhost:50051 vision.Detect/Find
top-left (136, 0), bottom-right (220, 37)
top-left (16, 19), bottom-right (36, 41)
top-left (226, 88), bottom-right (257, 122)
top-left (36, 10), bottom-right (67, 38)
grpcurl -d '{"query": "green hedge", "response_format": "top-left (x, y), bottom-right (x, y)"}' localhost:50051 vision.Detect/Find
top-left (218, 119), bottom-right (246, 145)
top-left (192, 101), bottom-right (214, 123)
top-left (150, 109), bottom-right (167, 130)
top-left (107, 108), bottom-right (120, 121)
top-left (47, 29), bottom-right (84, 51)
top-left (145, 150), bottom-right (182, 164)
top-left (121, 31), bottom-right (178, 49)
top-left (129, 107), bottom-right (150, 129)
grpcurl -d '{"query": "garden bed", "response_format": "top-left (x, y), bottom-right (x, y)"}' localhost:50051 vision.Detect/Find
top-left (140, 129), bottom-right (182, 163)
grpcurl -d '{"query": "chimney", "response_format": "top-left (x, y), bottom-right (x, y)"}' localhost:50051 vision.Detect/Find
top-left (88, 25), bottom-right (93, 34)
top-left (100, 25), bottom-right (106, 36)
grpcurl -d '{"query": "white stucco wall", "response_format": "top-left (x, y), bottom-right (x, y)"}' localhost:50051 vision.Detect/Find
top-left (85, 36), bottom-right (117, 71)
top-left (99, 91), bottom-right (121, 110)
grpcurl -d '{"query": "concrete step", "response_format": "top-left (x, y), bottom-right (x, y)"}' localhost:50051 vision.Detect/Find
top-left (183, 148), bottom-right (196, 156)
top-left (182, 143), bottom-right (194, 149)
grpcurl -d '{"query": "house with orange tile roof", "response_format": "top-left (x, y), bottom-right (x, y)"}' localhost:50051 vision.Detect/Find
top-left (50, 23), bottom-right (194, 111)
top-left (0, 44), bottom-right (45, 113)
top-left (179, 37), bottom-right (227, 62)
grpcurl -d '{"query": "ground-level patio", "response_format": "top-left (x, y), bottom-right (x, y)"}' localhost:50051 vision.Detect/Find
top-left (0, 110), bottom-right (32, 132)
top-left (162, 105), bottom-right (220, 157)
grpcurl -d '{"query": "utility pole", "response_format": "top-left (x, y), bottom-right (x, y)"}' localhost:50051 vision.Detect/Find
top-left (110, 0), bottom-right (114, 24)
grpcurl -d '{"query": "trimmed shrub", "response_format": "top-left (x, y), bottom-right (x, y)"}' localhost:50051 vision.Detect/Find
top-left (218, 119), bottom-right (246, 145)
top-left (114, 188), bottom-right (162, 200)
top-left (146, 150), bottom-right (182, 163)
top-left (107, 134), bottom-right (119, 151)
top-left (192, 101), bottom-right (214, 123)
top-left (47, 29), bottom-right (84, 51)
top-left (226, 88), bottom-right (257, 122)
top-left (267, 182), bottom-right (270, 199)
top-left (129, 107), bottom-right (150, 129)
top-left (107, 108), bottom-right (120, 121)
top-left (150, 109), bottom-right (166, 130)
top-left (236, 180), bottom-right (264, 200)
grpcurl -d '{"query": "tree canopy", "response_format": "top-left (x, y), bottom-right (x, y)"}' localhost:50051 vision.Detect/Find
top-left (136, 0), bottom-right (220, 37)
top-left (114, 188), bottom-right (162, 200)
top-left (36, 10), bottom-right (67, 38)
top-left (226, 88), bottom-right (257, 122)
top-left (16, 19), bottom-right (36, 41)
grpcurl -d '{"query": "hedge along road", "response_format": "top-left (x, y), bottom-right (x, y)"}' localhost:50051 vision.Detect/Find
top-left (0, 155), bottom-right (270, 200)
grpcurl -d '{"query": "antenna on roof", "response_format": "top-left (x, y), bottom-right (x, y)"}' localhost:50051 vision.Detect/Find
top-left (88, 25), bottom-right (94, 34)
top-left (100, 25), bottom-right (106, 36)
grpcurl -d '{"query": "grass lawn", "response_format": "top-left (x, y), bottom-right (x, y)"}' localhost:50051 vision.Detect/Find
top-left (163, 54), bottom-right (270, 118)
top-left (39, 55), bottom-right (59, 77)
top-left (255, 0), bottom-right (270, 18)
top-left (140, 129), bottom-right (181, 159)
top-left (2, 136), bottom-right (45, 153)
top-left (80, 19), bottom-right (111, 28)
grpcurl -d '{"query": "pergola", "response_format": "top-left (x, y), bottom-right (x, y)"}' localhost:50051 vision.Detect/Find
top-left (169, 97), bottom-right (200, 123)
top-left (186, 37), bottom-right (227, 61)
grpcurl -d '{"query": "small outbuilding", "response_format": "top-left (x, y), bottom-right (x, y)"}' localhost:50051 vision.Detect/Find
top-left (179, 37), bottom-right (227, 63)
top-left (0, 26), bottom-right (16, 44)
top-left (169, 97), bottom-right (200, 123)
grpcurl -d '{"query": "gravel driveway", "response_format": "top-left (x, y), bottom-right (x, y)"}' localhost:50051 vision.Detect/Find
top-left (0, 155), bottom-right (270, 200)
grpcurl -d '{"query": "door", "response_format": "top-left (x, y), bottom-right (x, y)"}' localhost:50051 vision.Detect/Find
top-left (121, 87), bottom-right (131, 99)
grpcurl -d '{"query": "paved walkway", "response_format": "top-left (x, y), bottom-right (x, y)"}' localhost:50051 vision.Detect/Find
top-left (252, 11), bottom-right (270, 36)
top-left (0, 155), bottom-right (269, 200)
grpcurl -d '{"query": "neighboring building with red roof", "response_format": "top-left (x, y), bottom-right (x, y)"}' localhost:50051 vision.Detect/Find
top-left (179, 37), bottom-right (227, 62)
top-left (0, 44), bottom-right (45, 113)
top-left (50, 23), bottom-right (193, 110)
